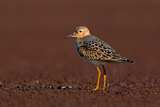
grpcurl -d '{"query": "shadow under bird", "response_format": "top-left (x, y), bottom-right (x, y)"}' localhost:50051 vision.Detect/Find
top-left (65, 26), bottom-right (134, 90)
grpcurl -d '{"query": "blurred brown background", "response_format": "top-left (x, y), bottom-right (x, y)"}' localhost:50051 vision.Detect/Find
top-left (0, 0), bottom-right (160, 107)
top-left (0, 0), bottom-right (160, 72)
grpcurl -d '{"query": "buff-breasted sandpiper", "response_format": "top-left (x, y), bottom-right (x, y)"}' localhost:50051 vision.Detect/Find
top-left (65, 26), bottom-right (134, 90)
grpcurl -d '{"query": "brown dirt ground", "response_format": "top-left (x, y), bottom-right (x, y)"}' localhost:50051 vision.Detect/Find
top-left (0, 0), bottom-right (160, 107)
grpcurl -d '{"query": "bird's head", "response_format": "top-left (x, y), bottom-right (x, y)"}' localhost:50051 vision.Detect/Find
top-left (65, 26), bottom-right (90, 39)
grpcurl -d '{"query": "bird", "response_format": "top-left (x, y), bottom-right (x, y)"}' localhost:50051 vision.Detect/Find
top-left (65, 26), bottom-right (134, 90)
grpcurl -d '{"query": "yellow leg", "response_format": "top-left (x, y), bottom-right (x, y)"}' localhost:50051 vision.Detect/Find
top-left (94, 67), bottom-right (101, 90)
top-left (102, 65), bottom-right (106, 90)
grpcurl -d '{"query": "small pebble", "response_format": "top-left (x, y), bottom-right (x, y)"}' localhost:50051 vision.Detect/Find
top-left (36, 80), bottom-right (39, 84)
top-left (62, 86), bottom-right (67, 90)
top-left (50, 86), bottom-right (54, 89)
top-left (58, 86), bottom-right (61, 89)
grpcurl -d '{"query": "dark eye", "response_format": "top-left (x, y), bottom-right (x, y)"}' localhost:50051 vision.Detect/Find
top-left (79, 30), bottom-right (82, 33)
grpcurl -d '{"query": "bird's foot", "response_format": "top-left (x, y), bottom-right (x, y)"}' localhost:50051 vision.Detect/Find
top-left (102, 87), bottom-right (106, 90)
top-left (94, 87), bottom-right (101, 91)
top-left (94, 87), bottom-right (99, 90)
top-left (94, 87), bottom-right (106, 91)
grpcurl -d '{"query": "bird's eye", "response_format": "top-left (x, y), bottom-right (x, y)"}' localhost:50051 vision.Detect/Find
top-left (79, 30), bottom-right (82, 33)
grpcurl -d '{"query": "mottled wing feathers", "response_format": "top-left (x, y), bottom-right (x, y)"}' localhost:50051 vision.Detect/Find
top-left (75, 35), bottom-right (134, 63)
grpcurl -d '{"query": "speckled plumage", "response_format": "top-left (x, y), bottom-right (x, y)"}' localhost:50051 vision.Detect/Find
top-left (75, 35), bottom-right (134, 66)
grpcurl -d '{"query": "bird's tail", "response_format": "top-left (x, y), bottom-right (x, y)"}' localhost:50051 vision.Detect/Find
top-left (123, 59), bottom-right (135, 63)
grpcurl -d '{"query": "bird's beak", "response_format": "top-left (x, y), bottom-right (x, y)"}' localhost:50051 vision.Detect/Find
top-left (65, 34), bottom-right (73, 39)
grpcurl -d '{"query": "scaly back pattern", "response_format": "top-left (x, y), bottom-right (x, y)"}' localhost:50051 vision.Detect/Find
top-left (75, 35), bottom-right (133, 63)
